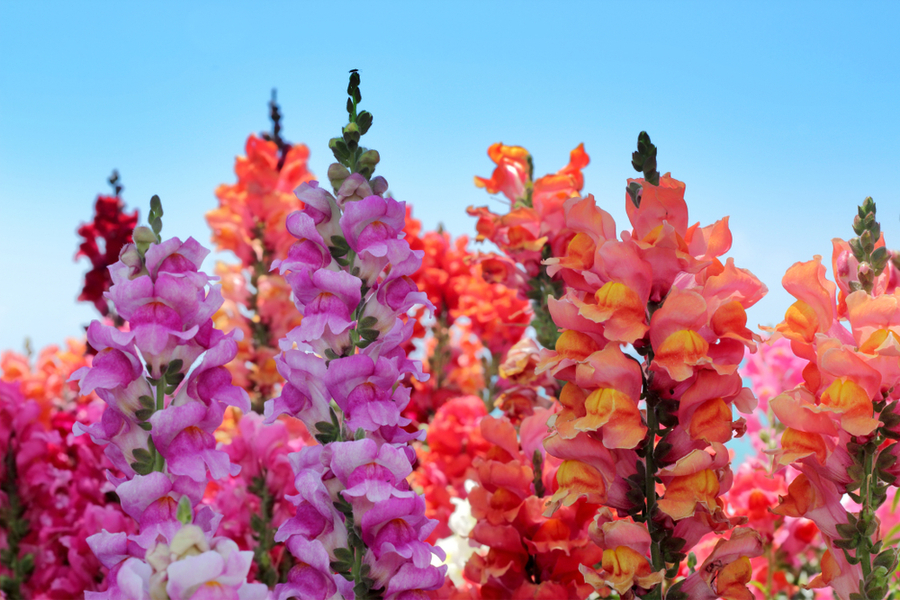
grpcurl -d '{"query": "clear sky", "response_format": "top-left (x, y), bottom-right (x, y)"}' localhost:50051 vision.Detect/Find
top-left (1, 1), bottom-right (899, 356)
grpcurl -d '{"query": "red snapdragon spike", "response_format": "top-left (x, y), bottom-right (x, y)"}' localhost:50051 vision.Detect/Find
top-left (76, 194), bottom-right (138, 317)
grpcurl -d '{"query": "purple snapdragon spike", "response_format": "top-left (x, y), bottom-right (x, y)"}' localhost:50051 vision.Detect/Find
top-left (266, 72), bottom-right (446, 599)
top-left (73, 196), bottom-right (266, 598)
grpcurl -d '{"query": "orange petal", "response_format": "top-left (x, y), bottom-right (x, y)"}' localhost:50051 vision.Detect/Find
top-left (600, 546), bottom-right (661, 595)
top-left (689, 398), bottom-right (733, 444)
top-left (549, 460), bottom-right (607, 507)
top-left (781, 257), bottom-right (836, 334)
top-left (657, 469), bottom-right (720, 520)
top-left (771, 473), bottom-right (814, 518)
top-left (778, 300), bottom-right (819, 343)
top-left (655, 330), bottom-right (710, 382)
top-left (573, 388), bottom-right (646, 449)
top-left (555, 330), bottom-right (602, 361)
top-left (716, 557), bottom-right (754, 600)
top-left (574, 281), bottom-right (648, 344)
top-left (778, 427), bottom-right (828, 465)
top-left (806, 550), bottom-right (839, 590)
top-left (820, 378), bottom-right (877, 436)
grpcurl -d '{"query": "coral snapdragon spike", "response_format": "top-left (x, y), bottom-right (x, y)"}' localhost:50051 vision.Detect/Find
top-left (769, 198), bottom-right (900, 600)
top-left (75, 170), bottom-right (138, 320)
top-left (538, 133), bottom-right (767, 598)
top-left (207, 96), bottom-right (314, 413)
top-left (71, 197), bottom-right (267, 598)
top-left (266, 71), bottom-right (447, 600)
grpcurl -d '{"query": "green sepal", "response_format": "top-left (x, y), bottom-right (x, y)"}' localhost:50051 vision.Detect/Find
top-left (357, 111), bottom-right (373, 135)
top-left (359, 328), bottom-right (379, 342)
top-left (176, 495), bottom-right (193, 525)
top-left (358, 316), bottom-right (378, 329)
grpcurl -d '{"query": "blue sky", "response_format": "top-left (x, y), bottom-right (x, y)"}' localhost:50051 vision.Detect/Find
top-left (1, 1), bottom-right (899, 357)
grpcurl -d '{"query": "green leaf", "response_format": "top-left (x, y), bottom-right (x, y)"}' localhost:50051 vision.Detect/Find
top-left (134, 408), bottom-right (153, 422)
top-left (167, 359), bottom-right (184, 374)
top-left (139, 395), bottom-right (155, 410)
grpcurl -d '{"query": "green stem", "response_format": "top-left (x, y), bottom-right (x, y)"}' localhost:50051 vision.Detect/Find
top-left (429, 311), bottom-right (451, 390)
top-left (644, 399), bottom-right (663, 574)
top-left (860, 445), bottom-right (875, 583)
top-left (155, 376), bottom-right (165, 412)
top-left (151, 376), bottom-right (166, 473)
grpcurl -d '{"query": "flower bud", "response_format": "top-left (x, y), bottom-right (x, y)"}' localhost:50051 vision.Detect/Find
top-left (328, 163), bottom-right (351, 192)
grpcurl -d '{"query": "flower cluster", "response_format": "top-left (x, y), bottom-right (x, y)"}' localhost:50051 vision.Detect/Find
top-left (468, 142), bottom-right (589, 280)
top-left (537, 133), bottom-right (766, 597)
top-left (409, 395), bottom-right (492, 543)
top-left (75, 172), bottom-right (139, 319)
top-left (403, 209), bottom-right (531, 422)
top-left (207, 108), bottom-right (315, 410)
top-left (264, 72), bottom-right (446, 599)
top-left (458, 410), bottom-right (603, 599)
top-left (467, 143), bottom-right (589, 349)
top-left (204, 411), bottom-right (312, 585)
top-left (0, 374), bottom-right (132, 598)
top-left (1, 337), bottom-right (95, 426)
top-left (72, 200), bottom-right (265, 598)
top-left (769, 198), bottom-right (900, 599)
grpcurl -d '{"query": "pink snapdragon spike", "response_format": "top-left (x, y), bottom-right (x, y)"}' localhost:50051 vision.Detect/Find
top-left (265, 72), bottom-right (446, 599)
top-left (71, 196), bottom-right (265, 598)
top-left (769, 197), bottom-right (900, 599)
